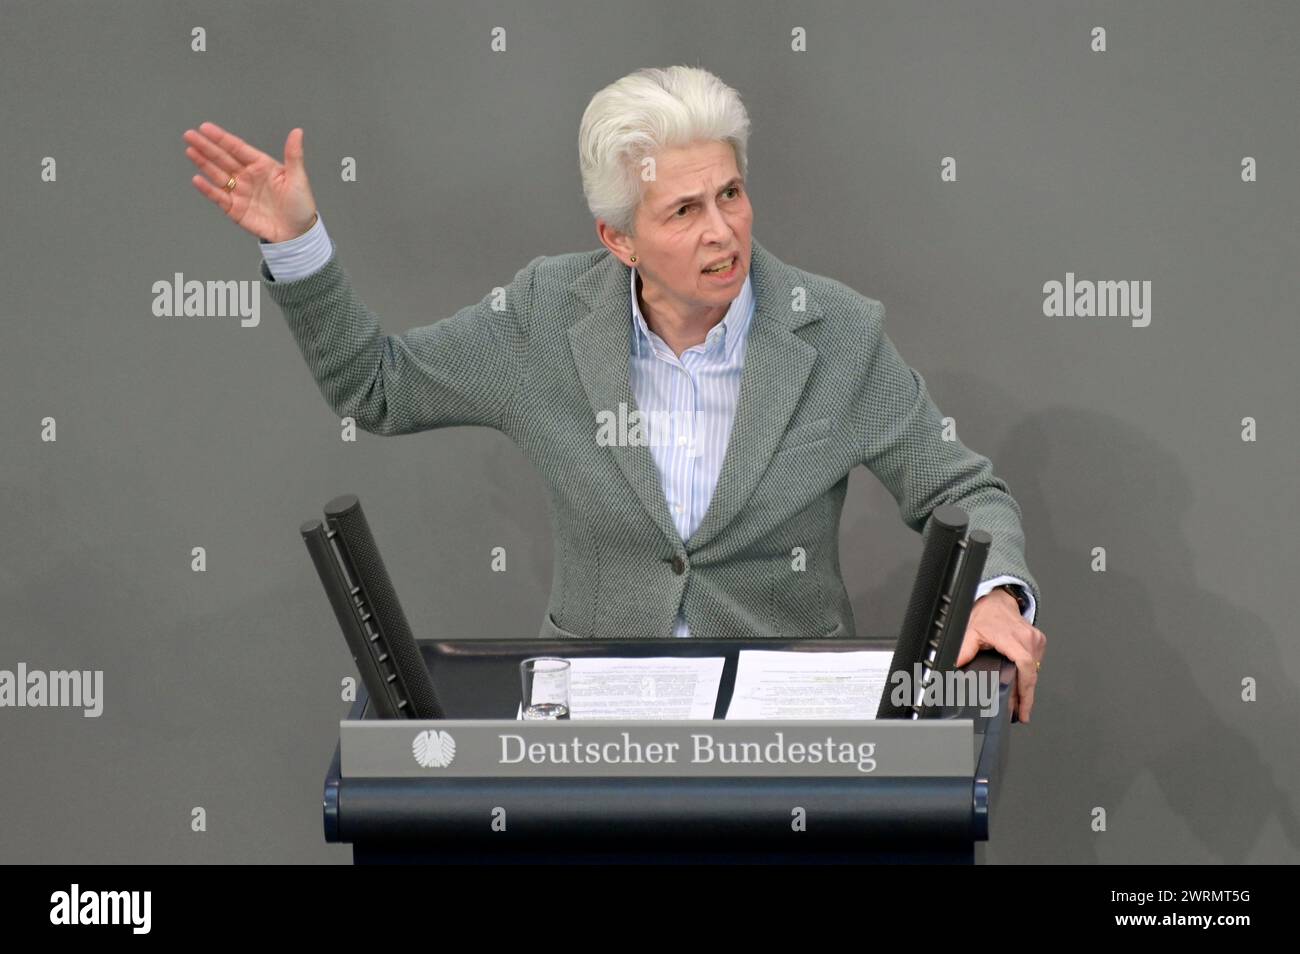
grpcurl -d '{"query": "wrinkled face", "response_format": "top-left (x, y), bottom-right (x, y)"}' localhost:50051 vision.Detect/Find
top-left (610, 139), bottom-right (754, 317)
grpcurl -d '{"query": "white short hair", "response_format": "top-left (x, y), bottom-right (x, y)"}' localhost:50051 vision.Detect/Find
top-left (578, 65), bottom-right (751, 237)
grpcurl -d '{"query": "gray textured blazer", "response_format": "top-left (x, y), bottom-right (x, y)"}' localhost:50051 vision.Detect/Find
top-left (261, 235), bottom-right (1040, 640)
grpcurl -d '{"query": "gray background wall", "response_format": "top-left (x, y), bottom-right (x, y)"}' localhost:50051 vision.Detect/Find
top-left (1, 0), bottom-right (1296, 863)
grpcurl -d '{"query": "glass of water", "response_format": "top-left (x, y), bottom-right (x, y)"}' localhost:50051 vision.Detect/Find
top-left (520, 657), bottom-right (571, 720)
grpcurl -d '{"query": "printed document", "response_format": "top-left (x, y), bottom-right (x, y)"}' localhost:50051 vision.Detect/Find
top-left (516, 656), bottom-right (725, 719)
top-left (725, 650), bottom-right (893, 719)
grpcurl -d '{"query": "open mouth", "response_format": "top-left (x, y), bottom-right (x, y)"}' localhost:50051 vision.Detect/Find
top-left (702, 255), bottom-right (738, 278)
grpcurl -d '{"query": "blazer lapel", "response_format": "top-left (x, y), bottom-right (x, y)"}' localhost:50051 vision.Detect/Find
top-left (685, 237), bottom-right (820, 552)
top-left (568, 236), bottom-right (822, 554)
top-left (569, 255), bottom-right (685, 548)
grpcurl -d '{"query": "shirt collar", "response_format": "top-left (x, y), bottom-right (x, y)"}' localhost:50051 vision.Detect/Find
top-left (629, 264), bottom-right (754, 362)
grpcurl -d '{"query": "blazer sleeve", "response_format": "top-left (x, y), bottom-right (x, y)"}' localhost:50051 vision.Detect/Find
top-left (857, 300), bottom-right (1043, 618)
top-left (260, 250), bottom-right (544, 435)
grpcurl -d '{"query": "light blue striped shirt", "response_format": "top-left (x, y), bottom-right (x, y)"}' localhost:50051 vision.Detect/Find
top-left (629, 262), bottom-right (755, 636)
top-left (260, 215), bottom-right (1036, 633)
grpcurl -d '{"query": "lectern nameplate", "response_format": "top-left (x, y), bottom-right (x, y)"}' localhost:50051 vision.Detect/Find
top-left (340, 718), bottom-right (976, 778)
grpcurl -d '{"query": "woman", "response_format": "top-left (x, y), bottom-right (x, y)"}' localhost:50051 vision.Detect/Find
top-left (182, 65), bottom-right (1045, 721)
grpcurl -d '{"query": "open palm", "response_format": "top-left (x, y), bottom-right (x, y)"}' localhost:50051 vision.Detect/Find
top-left (183, 121), bottom-right (318, 243)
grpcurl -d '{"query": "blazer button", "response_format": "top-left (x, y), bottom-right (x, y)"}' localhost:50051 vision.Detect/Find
top-left (671, 555), bottom-right (686, 575)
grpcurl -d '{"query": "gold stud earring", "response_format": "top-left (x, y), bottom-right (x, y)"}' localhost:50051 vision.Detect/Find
top-left (630, 254), bottom-right (637, 263)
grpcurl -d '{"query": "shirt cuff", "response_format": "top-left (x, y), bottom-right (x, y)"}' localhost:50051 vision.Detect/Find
top-left (975, 574), bottom-right (1037, 625)
top-left (258, 212), bottom-right (334, 282)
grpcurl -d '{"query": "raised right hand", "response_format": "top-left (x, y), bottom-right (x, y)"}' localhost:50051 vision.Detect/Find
top-left (184, 122), bottom-right (319, 243)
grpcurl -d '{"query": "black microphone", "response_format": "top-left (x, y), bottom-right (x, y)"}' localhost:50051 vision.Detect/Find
top-left (876, 504), bottom-right (969, 719)
top-left (916, 529), bottom-right (991, 719)
top-left (300, 494), bottom-right (444, 719)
